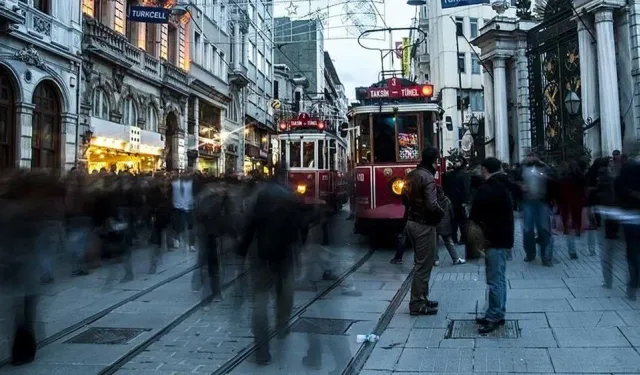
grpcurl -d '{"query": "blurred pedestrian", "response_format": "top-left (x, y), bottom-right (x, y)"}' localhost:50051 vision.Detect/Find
top-left (435, 186), bottom-right (466, 266)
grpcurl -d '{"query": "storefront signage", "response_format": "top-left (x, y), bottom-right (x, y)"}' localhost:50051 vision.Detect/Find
top-left (441, 0), bottom-right (488, 9)
top-left (128, 6), bottom-right (172, 24)
top-left (279, 112), bottom-right (325, 131)
top-left (367, 78), bottom-right (434, 99)
top-left (402, 37), bottom-right (411, 78)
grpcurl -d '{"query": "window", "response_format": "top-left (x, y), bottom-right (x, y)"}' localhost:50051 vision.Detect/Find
top-left (396, 115), bottom-right (420, 161)
top-left (289, 141), bottom-right (301, 168)
top-left (147, 106), bottom-right (158, 132)
top-left (194, 32), bottom-right (201, 64)
top-left (212, 45), bottom-right (219, 76)
top-left (168, 23), bottom-right (178, 65)
top-left (303, 141), bottom-right (315, 168)
top-left (467, 90), bottom-right (485, 112)
top-left (204, 43), bottom-right (210, 69)
top-left (356, 115), bottom-right (371, 165)
top-left (318, 140), bottom-right (325, 169)
top-left (249, 4), bottom-right (256, 22)
top-left (92, 89), bottom-right (109, 120)
top-left (258, 53), bottom-right (264, 72)
top-left (205, 0), bottom-right (213, 19)
top-left (122, 97), bottom-right (137, 126)
top-left (471, 55), bottom-right (481, 74)
top-left (372, 114), bottom-right (396, 163)
top-left (126, 19), bottom-right (139, 47)
top-left (33, 0), bottom-right (49, 14)
top-left (470, 18), bottom-right (478, 38)
top-left (219, 52), bottom-right (226, 80)
top-left (248, 42), bottom-right (255, 63)
top-left (113, 0), bottom-right (125, 34)
top-left (274, 80), bottom-right (279, 99)
top-left (455, 17), bottom-right (464, 36)
top-left (458, 53), bottom-right (466, 73)
top-left (145, 24), bottom-right (158, 56)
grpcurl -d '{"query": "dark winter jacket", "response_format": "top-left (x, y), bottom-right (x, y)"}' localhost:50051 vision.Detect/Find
top-left (436, 188), bottom-right (454, 237)
top-left (403, 164), bottom-right (443, 226)
top-left (469, 173), bottom-right (514, 249)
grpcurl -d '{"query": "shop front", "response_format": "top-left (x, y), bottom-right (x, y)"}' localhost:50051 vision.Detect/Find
top-left (198, 139), bottom-right (221, 176)
top-left (244, 144), bottom-right (269, 176)
top-left (87, 118), bottom-right (164, 174)
top-left (225, 143), bottom-right (239, 175)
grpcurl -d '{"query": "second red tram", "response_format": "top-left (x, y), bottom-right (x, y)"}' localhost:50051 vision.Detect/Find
top-left (278, 113), bottom-right (349, 211)
top-left (351, 78), bottom-right (445, 236)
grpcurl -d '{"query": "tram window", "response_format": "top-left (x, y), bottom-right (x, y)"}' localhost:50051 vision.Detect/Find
top-left (330, 140), bottom-right (336, 170)
top-left (373, 114), bottom-right (396, 163)
top-left (303, 141), bottom-right (315, 168)
top-left (290, 141), bottom-right (301, 168)
top-left (396, 115), bottom-right (420, 161)
top-left (357, 115), bottom-right (371, 164)
top-left (318, 140), bottom-right (325, 169)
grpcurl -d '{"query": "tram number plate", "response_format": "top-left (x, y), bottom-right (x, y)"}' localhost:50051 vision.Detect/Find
top-left (356, 173), bottom-right (365, 182)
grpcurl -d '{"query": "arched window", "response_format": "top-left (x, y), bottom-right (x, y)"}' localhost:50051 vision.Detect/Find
top-left (92, 88), bottom-right (109, 120)
top-left (147, 106), bottom-right (158, 132)
top-left (122, 97), bottom-right (137, 126)
top-left (226, 100), bottom-right (239, 122)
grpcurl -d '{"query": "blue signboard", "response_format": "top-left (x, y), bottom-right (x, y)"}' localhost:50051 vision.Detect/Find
top-left (128, 6), bottom-right (172, 24)
top-left (441, 0), bottom-right (489, 9)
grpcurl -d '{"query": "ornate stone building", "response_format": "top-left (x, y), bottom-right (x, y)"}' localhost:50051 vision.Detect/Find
top-left (0, 0), bottom-right (83, 170)
top-left (79, 0), bottom-right (191, 173)
top-left (473, 0), bottom-right (640, 164)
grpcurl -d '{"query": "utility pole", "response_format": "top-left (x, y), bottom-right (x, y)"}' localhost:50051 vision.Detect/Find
top-left (452, 17), bottom-right (464, 139)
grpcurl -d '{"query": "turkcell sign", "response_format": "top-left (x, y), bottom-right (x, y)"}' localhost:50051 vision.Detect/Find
top-left (441, 0), bottom-right (488, 9)
top-left (128, 6), bottom-right (171, 24)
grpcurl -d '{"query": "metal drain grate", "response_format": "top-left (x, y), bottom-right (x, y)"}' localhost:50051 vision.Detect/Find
top-left (65, 327), bottom-right (151, 345)
top-left (445, 320), bottom-right (520, 339)
top-left (289, 317), bottom-right (354, 335)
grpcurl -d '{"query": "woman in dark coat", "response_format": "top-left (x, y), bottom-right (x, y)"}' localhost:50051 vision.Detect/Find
top-left (435, 186), bottom-right (466, 266)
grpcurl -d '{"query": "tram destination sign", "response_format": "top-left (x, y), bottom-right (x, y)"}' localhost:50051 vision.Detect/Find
top-left (279, 113), bottom-right (326, 131)
top-left (368, 84), bottom-right (434, 99)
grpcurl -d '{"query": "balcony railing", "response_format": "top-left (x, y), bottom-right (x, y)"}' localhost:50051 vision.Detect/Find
top-left (228, 63), bottom-right (250, 87)
top-left (163, 61), bottom-right (189, 87)
top-left (83, 16), bottom-right (171, 81)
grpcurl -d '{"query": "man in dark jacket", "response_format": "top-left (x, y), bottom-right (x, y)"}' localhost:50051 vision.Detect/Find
top-left (470, 157), bottom-right (514, 334)
top-left (236, 168), bottom-right (304, 365)
top-left (443, 157), bottom-right (471, 244)
top-left (403, 147), bottom-right (444, 315)
top-left (615, 154), bottom-right (640, 300)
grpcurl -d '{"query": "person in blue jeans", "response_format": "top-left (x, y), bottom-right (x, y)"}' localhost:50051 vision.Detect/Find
top-left (469, 157), bottom-right (514, 334)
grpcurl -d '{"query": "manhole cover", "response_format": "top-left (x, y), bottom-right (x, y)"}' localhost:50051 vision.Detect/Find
top-left (65, 327), bottom-right (150, 345)
top-left (445, 320), bottom-right (520, 339)
top-left (290, 318), bottom-right (354, 335)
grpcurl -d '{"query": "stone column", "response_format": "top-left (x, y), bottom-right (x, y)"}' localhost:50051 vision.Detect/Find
top-left (615, 9), bottom-right (635, 146)
top-left (233, 21), bottom-right (241, 71)
top-left (493, 57), bottom-right (510, 164)
top-left (578, 18), bottom-right (601, 159)
top-left (595, 8), bottom-right (622, 156)
top-left (16, 102), bottom-right (35, 168)
top-left (516, 40), bottom-right (532, 162)
top-left (61, 113), bottom-right (78, 170)
top-left (482, 65), bottom-right (495, 158)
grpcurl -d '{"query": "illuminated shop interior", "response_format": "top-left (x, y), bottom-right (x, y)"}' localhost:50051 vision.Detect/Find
top-left (87, 136), bottom-right (163, 174)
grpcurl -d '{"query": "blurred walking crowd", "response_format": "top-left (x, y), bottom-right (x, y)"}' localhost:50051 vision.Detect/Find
top-left (0, 166), bottom-right (333, 367)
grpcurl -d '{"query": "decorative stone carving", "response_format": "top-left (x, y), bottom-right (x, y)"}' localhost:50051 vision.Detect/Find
top-left (113, 67), bottom-right (125, 93)
top-left (14, 45), bottom-right (46, 69)
top-left (32, 13), bottom-right (52, 36)
top-left (82, 59), bottom-right (94, 82)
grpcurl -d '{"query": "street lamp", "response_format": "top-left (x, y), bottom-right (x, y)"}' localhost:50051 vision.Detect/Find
top-left (564, 90), bottom-right (581, 116)
top-left (407, 0), bottom-right (427, 5)
top-left (469, 115), bottom-right (480, 137)
top-left (563, 90), bottom-right (600, 131)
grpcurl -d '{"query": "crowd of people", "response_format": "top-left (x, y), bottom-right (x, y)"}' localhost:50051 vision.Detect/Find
top-left (399, 147), bottom-right (640, 335)
top-left (0, 166), bottom-right (331, 366)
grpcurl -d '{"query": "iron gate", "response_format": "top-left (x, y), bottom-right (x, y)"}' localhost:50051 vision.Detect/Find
top-left (527, 9), bottom-right (584, 163)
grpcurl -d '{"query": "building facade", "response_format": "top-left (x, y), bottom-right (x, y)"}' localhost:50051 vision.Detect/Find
top-left (0, 0), bottom-right (83, 171)
top-left (472, 0), bottom-right (640, 164)
top-left (79, 0), bottom-right (191, 174)
top-left (417, 2), bottom-right (516, 154)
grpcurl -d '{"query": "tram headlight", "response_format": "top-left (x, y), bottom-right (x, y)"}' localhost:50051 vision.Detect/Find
top-left (391, 179), bottom-right (405, 196)
top-left (296, 184), bottom-right (307, 195)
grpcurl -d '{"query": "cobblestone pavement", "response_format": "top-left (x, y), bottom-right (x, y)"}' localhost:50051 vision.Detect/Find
top-left (0, 240), bottom-right (203, 367)
top-left (361, 226), bottom-right (640, 375)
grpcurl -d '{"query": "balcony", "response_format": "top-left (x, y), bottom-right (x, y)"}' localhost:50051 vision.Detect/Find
top-left (228, 64), bottom-right (250, 87)
top-left (0, 0), bottom-right (25, 32)
top-left (83, 16), bottom-right (165, 81)
top-left (162, 61), bottom-right (189, 95)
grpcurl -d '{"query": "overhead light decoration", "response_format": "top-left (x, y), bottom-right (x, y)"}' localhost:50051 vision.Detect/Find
top-left (407, 0), bottom-right (427, 5)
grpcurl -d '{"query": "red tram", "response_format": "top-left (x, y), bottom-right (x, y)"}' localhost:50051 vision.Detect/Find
top-left (351, 78), bottom-right (445, 237)
top-left (278, 113), bottom-right (349, 211)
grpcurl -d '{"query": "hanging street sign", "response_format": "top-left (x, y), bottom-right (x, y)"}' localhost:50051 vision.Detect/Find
top-left (128, 6), bottom-right (172, 24)
top-left (441, 0), bottom-right (488, 9)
